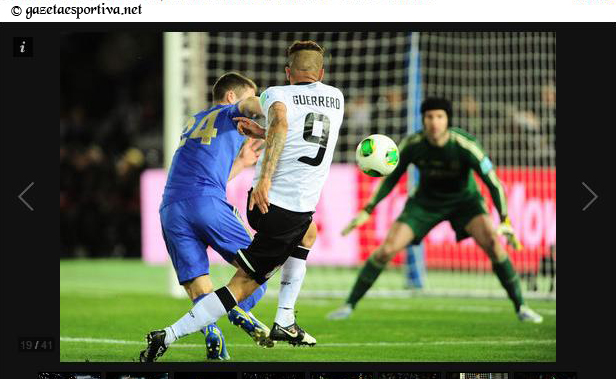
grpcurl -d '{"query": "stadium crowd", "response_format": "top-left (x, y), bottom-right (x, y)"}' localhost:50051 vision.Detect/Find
top-left (60, 33), bottom-right (162, 258)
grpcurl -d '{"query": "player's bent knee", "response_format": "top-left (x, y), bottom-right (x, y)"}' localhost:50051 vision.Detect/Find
top-left (381, 222), bottom-right (414, 256)
top-left (479, 232), bottom-right (501, 260)
top-left (382, 243), bottom-right (400, 260)
top-left (487, 232), bottom-right (500, 251)
top-left (183, 276), bottom-right (214, 300)
top-left (378, 225), bottom-right (413, 261)
top-left (374, 245), bottom-right (394, 263)
top-left (492, 235), bottom-right (509, 261)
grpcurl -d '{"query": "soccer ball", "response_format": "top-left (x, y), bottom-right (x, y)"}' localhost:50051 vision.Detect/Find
top-left (355, 134), bottom-right (400, 177)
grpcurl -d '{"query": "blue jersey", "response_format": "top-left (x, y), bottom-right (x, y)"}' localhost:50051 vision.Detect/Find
top-left (162, 103), bottom-right (245, 206)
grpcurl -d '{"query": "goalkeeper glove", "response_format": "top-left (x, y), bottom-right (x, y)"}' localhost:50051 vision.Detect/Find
top-left (497, 216), bottom-right (523, 250)
top-left (341, 209), bottom-right (371, 236)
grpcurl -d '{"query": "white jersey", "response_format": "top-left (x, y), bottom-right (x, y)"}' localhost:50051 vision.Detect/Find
top-left (254, 81), bottom-right (344, 212)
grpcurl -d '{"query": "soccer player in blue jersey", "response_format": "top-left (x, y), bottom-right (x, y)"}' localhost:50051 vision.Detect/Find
top-left (154, 72), bottom-right (274, 360)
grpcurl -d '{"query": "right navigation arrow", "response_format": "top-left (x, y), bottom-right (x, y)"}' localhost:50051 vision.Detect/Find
top-left (582, 182), bottom-right (598, 211)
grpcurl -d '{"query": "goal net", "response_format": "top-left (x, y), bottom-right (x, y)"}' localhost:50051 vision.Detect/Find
top-left (159, 32), bottom-right (556, 300)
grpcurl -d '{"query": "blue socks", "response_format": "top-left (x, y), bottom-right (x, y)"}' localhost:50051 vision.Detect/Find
top-left (237, 282), bottom-right (267, 313)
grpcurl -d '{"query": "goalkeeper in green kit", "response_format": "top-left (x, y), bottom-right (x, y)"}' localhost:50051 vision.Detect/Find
top-left (327, 98), bottom-right (543, 323)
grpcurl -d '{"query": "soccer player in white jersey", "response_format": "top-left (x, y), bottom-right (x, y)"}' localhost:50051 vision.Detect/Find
top-left (140, 41), bottom-right (344, 361)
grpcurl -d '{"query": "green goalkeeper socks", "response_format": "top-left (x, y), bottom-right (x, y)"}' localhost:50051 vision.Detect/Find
top-left (346, 255), bottom-right (386, 308)
top-left (492, 257), bottom-right (524, 311)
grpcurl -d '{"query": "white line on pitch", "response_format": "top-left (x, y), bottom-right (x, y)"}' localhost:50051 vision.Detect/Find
top-left (375, 303), bottom-right (557, 315)
top-left (292, 299), bottom-right (556, 316)
top-left (60, 336), bottom-right (555, 348)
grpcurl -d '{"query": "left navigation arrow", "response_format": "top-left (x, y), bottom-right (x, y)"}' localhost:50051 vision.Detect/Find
top-left (18, 182), bottom-right (34, 211)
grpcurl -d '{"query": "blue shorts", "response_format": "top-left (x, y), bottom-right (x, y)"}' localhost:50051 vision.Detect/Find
top-left (160, 195), bottom-right (253, 284)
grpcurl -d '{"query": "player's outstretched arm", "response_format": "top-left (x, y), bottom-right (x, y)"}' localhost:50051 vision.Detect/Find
top-left (470, 146), bottom-right (523, 250)
top-left (249, 101), bottom-right (288, 214)
top-left (228, 138), bottom-right (265, 182)
top-left (238, 96), bottom-right (264, 118)
top-left (341, 210), bottom-right (371, 236)
top-left (340, 174), bottom-right (399, 236)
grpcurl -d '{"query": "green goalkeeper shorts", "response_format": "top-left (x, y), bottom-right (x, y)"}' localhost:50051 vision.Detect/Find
top-left (396, 195), bottom-right (489, 244)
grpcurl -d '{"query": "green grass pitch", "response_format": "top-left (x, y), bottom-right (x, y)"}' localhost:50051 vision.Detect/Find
top-left (60, 259), bottom-right (556, 362)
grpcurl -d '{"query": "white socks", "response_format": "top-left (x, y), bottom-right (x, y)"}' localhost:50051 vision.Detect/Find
top-left (275, 255), bottom-right (307, 327)
top-left (163, 327), bottom-right (177, 346)
top-left (164, 291), bottom-right (228, 345)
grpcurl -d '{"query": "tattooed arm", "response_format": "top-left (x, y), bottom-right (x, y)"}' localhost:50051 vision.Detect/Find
top-left (249, 101), bottom-right (288, 214)
top-left (237, 96), bottom-right (264, 118)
